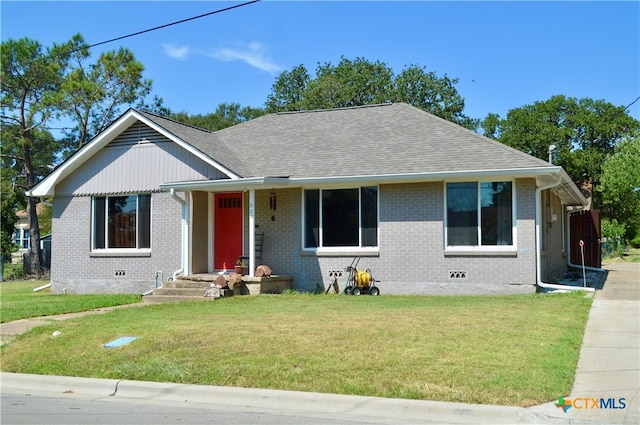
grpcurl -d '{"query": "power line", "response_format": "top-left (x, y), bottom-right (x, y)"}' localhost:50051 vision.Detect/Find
top-left (17, 0), bottom-right (261, 65)
top-left (623, 95), bottom-right (640, 111)
top-left (88, 0), bottom-right (261, 50)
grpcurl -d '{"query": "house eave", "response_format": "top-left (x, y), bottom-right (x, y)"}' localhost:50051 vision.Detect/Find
top-left (159, 166), bottom-right (586, 207)
top-left (159, 177), bottom-right (292, 192)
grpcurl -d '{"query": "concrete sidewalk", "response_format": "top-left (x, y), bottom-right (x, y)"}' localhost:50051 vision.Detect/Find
top-left (530, 262), bottom-right (640, 424)
top-left (1, 262), bottom-right (638, 424)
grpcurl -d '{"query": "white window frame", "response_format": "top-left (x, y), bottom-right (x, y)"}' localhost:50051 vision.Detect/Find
top-left (301, 185), bottom-right (380, 253)
top-left (91, 193), bottom-right (152, 253)
top-left (443, 179), bottom-right (517, 252)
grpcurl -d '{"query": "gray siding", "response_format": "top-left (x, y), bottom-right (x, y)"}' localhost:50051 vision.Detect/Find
top-left (541, 190), bottom-right (568, 281)
top-left (56, 123), bottom-right (227, 196)
top-left (50, 192), bottom-right (182, 294)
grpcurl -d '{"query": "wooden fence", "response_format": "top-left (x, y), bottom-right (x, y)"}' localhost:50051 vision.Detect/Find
top-left (569, 210), bottom-right (602, 268)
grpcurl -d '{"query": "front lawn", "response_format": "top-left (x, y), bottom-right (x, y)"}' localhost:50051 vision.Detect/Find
top-left (0, 280), bottom-right (141, 323)
top-left (0, 291), bottom-right (592, 407)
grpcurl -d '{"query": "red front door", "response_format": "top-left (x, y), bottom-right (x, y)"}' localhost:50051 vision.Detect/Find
top-left (214, 193), bottom-right (243, 269)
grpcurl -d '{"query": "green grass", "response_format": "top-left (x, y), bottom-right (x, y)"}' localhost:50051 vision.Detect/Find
top-left (603, 247), bottom-right (640, 263)
top-left (0, 291), bottom-right (592, 407)
top-left (0, 280), bottom-right (141, 323)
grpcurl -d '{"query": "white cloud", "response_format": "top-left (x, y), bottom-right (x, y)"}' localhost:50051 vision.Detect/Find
top-left (162, 44), bottom-right (191, 61)
top-left (210, 42), bottom-right (281, 74)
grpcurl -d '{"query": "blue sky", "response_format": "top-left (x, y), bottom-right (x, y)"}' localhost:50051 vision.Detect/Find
top-left (2, 1), bottom-right (639, 123)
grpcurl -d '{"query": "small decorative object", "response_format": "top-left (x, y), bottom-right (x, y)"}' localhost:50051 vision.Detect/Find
top-left (255, 264), bottom-right (272, 277)
top-left (235, 258), bottom-right (247, 275)
top-left (203, 283), bottom-right (221, 298)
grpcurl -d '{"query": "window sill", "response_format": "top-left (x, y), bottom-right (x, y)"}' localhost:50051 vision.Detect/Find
top-left (90, 250), bottom-right (151, 258)
top-left (444, 248), bottom-right (517, 257)
top-left (301, 249), bottom-right (379, 257)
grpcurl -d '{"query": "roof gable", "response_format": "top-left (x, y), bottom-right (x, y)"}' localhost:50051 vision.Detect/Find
top-left (29, 109), bottom-right (238, 197)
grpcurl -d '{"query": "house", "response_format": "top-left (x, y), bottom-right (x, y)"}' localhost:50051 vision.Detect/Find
top-left (12, 204), bottom-right (51, 269)
top-left (29, 103), bottom-right (587, 295)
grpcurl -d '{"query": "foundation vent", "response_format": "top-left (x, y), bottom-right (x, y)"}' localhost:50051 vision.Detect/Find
top-left (449, 271), bottom-right (467, 279)
top-left (114, 269), bottom-right (127, 277)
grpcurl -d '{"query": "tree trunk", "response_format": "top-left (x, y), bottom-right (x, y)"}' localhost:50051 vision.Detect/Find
top-left (22, 130), bottom-right (43, 277)
top-left (26, 196), bottom-right (43, 277)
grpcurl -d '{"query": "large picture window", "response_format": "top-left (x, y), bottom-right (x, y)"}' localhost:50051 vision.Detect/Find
top-left (304, 186), bottom-right (378, 249)
top-left (93, 194), bottom-right (151, 250)
top-left (446, 181), bottom-right (513, 247)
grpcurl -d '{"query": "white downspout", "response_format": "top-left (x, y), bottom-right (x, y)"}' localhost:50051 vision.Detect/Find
top-left (566, 208), bottom-right (606, 272)
top-left (248, 189), bottom-right (256, 277)
top-left (170, 189), bottom-right (189, 281)
top-left (536, 175), bottom-right (595, 292)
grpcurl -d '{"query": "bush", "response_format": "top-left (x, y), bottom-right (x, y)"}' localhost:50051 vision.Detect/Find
top-left (1, 262), bottom-right (25, 281)
top-left (631, 234), bottom-right (640, 249)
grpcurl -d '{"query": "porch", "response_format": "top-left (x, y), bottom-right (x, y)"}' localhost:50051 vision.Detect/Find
top-left (142, 273), bottom-right (293, 304)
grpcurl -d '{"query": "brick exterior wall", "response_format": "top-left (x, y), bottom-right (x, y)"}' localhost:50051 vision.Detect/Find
top-left (51, 178), bottom-right (543, 296)
top-left (249, 179), bottom-right (539, 296)
top-left (50, 192), bottom-right (181, 294)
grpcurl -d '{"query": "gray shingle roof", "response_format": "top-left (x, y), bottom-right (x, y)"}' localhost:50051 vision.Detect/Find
top-left (142, 103), bottom-right (552, 179)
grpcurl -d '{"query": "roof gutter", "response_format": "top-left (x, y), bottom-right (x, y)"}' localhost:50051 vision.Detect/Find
top-left (535, 174), bottom-right (594, 292)
top-left (159, 166), bottom-right (571, 192)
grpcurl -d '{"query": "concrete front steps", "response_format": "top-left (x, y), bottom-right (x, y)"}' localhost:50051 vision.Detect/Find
top-left (142, 274), bottom-right (293, 304)
top-left (142, 274), bottom-right (233, 304)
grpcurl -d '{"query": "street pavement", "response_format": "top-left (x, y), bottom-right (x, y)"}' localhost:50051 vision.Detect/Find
top-left (1, 262), bottom-right (638, 424)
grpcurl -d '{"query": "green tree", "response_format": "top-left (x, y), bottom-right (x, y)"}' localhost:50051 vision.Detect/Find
top-left (59, 42), bottom-right (152, 155)
top-left (169, 102), bottom-right (265, 131)
top-left (0, 165), bottom-right (22, 280)
top-left (264, 57), bottom-right (476, 129)
top-left (484, 95), bottom-right (640, 202)
top-left (393, 64), bottom-right (478, 129)
top-left (265, 64), bottom-right (309, 113)
top-left (1, 36), bottom-right (83, 275)
top-left (597, 133), bottom-right (640, 240)
top-left (303, 57), bottom-right (394, 110)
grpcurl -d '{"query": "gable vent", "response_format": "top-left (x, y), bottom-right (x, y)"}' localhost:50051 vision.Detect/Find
top-left (449, 271), bottom-right (467, 279)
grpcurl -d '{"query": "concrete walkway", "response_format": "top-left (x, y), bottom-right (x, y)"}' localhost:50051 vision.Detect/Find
top-left (2, 262), bottom-right (638, 424)
top-left (530, 261), bottom-right (640, 424)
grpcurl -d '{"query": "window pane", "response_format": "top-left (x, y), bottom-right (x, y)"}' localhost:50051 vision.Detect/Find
top-left (138, 194), bottom-right (151, 248)
top-left (447, 183), bottom-right (478, 246)
top-left (304, 190), bottom-right (319, 248)
top-left (361, 186), bottom-right (378, 246)
top-left (108, 195), bottom-right (137, 248)
top-left (481, 182), bottom-right (512, 245)
top-left (322, 189), bottom-right (358, 247)
top-left (22, 229), bottom-right (30, 249)
top-left (94, 197), bottom-right (106, 249)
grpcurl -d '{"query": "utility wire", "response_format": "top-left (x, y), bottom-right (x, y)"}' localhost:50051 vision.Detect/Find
top-left (88, 0), bottom-right (260, 49)
top-left (17, 0), bottom-right (261, 65)
top-left (623, 95), bottom-right (640, 111)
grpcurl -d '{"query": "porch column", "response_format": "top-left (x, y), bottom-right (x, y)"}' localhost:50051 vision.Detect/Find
top-left (249, 189), bottom-right (256, 277)
top-left (183, 190), bottom-right (191, 276)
